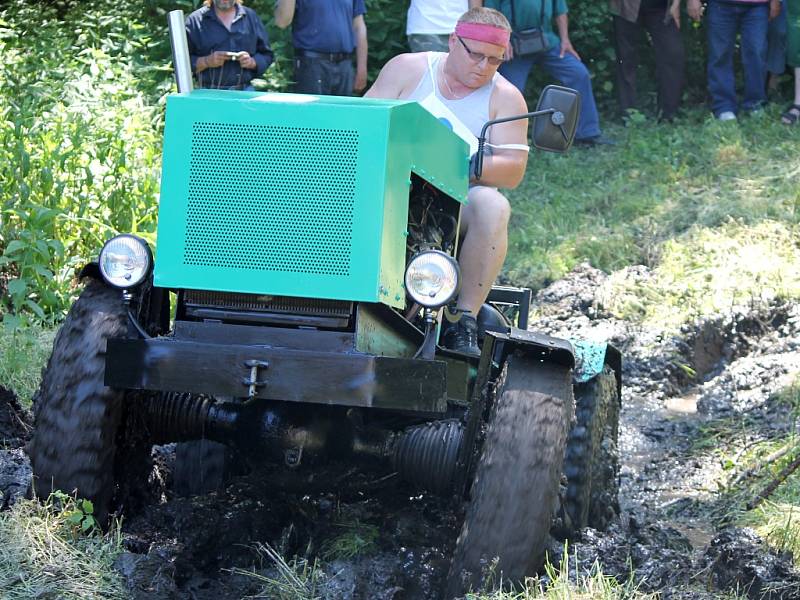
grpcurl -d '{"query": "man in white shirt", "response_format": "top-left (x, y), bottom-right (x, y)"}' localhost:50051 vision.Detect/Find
top-left (407, 0), bottom-right (483, 52)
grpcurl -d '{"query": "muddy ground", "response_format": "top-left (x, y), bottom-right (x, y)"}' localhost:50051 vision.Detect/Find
top-left (2, 264), bottom-right (800, 599)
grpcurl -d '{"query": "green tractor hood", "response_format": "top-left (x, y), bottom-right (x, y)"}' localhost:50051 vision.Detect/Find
top-left (154, 89), bottom-right (469, 308)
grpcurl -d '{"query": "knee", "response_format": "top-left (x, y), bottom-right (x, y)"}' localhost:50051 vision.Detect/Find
top-left (467, 188), bottom-right (511, 230)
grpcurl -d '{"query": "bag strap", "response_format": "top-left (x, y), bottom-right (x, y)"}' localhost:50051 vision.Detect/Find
top-left (509, 0), bottom-right (548, 31)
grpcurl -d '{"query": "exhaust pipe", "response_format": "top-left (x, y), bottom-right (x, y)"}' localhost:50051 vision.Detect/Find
top-left (168, 10), bottom-right (193, 94)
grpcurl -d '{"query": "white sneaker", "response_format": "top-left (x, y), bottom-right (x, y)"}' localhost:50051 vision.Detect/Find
top-left (717, 111), bottom-right (737, 121)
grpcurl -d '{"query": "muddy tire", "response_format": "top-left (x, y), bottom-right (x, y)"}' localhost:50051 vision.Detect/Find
top-left (563, 365), bottom-right (620, 533)
top-left (173, 439), bottom-right (230, 496)
top-left (28, 279), bottom-right (141, 523)
top-left (446, 353), bottom-right (573, 596)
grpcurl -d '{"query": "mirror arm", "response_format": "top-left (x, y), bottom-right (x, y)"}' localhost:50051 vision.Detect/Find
top-left (475, 108), bottom-right (566, 180)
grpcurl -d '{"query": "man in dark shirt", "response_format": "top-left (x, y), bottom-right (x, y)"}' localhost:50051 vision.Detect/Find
top-left (610, 0), bottom-right (685, 121)
top-left (274, 0), bottom-right (368, 95)
top-left (185, 0), bottom-right (273, 90)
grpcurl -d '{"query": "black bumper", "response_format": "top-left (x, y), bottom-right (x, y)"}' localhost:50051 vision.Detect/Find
top-left (105, 337), bottom-right (448, 415)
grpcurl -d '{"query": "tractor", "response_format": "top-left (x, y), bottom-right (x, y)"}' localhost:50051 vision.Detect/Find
top-left (27, 12), bottom-right (621, 598)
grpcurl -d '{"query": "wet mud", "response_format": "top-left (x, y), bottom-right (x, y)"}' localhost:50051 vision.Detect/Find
top-left (2, 264), bottom-right (800, 598)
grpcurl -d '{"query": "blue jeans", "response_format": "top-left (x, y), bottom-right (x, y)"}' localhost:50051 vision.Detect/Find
top-left (498, 43), bottom-right (601, 139)
top-left (707, 0), bottom-right (769, 116)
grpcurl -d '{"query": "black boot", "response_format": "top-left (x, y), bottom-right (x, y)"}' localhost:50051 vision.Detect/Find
top-left (441, 314), bottom-right (480, 357)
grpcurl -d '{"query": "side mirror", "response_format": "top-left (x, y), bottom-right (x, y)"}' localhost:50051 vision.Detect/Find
top-left (531, 85), bottom-right (580, 153)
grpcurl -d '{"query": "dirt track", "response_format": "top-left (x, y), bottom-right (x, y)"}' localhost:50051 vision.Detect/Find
top-left (2, 264), bottom-right (800, 598)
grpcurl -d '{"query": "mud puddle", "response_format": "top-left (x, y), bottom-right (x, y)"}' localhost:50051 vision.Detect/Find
top-left (2, 264), bottom-right (800, 598)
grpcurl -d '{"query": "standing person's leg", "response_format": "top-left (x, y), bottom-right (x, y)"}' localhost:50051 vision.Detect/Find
top-left (766, 2), bottom-right (787, 91)
top-left (328, 59), bottom-right (355, 96)
top-left (536, 44), bottom-right (602, 140)
top-left (740, 3), bottom-right (770, 111)
top-left (642, 7), bottom-right (685, 120)
top-left (614, 14), bottom-right (643, 116)
top-left (293, 55), bottom-right (325, 94)
top-left (782, 0), bottom-right (800, 122)
top-left (706, 0), bottom-right (740, 117)
top-left (497, 54), bottom-right (536, 94)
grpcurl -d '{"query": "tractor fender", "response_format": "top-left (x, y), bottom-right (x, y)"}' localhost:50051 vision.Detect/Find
top-left (491, 328), bottom-right (575, 369)
top-left (571, 339), bottom-right (622, 401)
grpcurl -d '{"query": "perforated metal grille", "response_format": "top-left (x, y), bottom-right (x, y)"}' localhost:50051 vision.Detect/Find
top-left (185, 122), bottom-right (359, 275)
top-left (184, 290), bottom-right (352, 317)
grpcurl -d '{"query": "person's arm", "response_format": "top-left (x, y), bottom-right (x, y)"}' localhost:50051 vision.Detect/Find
top-left (770, 0), bottom-right (781, 20)
top-left (364, 53), bottom-right (417, 98)
top-left (554, 13), bottom-right (581, 60)
top-left (353, 14), bottom-right (368, 91)
top-left (274, 0), bottom-right (296, 29)
top-left (687, 0), bottom-right (703, 22)
top-left (471, 83), bottom-right (529, 189)
top-left (669, 0), bottom-right (681, 28)
top-left (249, 13), bottom-right (274, 75)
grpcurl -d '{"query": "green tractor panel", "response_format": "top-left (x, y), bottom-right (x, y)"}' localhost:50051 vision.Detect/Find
top-left (28, 24), bottom-right (621, 598)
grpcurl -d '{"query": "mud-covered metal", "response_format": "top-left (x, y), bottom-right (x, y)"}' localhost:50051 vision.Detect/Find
top-left (105, 337), bottom-right (449, 414)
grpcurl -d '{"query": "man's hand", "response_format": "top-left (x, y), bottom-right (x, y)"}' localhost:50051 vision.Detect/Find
top-left (237, 51), bottom-right (257, 70)
top-left (769, 0), bottom-right (781, 21)
top-left (205, 51), bottom-right (231, 69)
top-left (687, 0), bottom-right (703, 22)
top-left (559, 38), bottom-right (581, 61)
top-left (669, 0), bottom-right (681, 28)
top-left (354, 68), bottom-right (367, 92)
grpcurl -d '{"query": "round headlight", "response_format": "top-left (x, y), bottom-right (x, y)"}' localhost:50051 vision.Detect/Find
top-left (98, 235), bottom-right (153, 289)
top-left (404, 250), bottom-right (460, 308)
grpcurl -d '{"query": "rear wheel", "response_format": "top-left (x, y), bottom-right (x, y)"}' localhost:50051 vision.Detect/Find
top-left (563, 366), bottom-right (620, 533)
top-left (28, 279), bottom-right (151, 523)
top-left (446, 353), bottom-right (573, 596)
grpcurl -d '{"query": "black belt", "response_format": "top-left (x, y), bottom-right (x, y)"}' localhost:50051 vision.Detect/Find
top-left (295, 49), bottom-right (353, 62)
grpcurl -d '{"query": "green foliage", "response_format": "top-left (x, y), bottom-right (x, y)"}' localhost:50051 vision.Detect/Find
top-left (232, 542), bottom-right (323, 600)
top-left (0, 322), bottom-right (54, 407)
top-left (0, 492), bottom-right (126, 599)
top-left (320, 521), bottom-right (379, 561)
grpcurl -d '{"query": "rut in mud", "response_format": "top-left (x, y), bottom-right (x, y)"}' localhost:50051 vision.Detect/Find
top-left (2, 264), bottom-right (800, 598)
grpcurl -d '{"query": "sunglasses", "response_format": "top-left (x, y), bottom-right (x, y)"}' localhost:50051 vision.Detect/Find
top-left (456, 36), bottom-right (505, 67)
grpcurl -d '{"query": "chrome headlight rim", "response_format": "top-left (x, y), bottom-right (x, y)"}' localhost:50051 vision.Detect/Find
top-left (404, 249), bottom-right (460, 308)
top-left (98, 234), bottom-right (153, 289)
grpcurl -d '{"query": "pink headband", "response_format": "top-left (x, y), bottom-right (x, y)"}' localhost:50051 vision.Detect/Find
top-left (454, 22), bottom-right (510, 48)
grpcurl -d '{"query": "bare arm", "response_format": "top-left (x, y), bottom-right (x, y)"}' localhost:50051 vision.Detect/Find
top-left (472, 84), bottom-right (529, 189)
top-left (364, 53), bottom-right (420, 99)
top-left (274, 0), bottom-right (295, 29)
top-left (554, 13), bottom-right (580, 60)
top-left (353, 14), bottom-right (368, 91)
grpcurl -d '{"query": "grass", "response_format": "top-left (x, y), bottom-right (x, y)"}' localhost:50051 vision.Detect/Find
top-left (506, 105), bottom-right (800, 332)
top-left (320, 520), bottom-right (379, 561)
top-left (0, 321), bottom-right (55, 407)
top-left (0, 493), bottom-right (127, 599)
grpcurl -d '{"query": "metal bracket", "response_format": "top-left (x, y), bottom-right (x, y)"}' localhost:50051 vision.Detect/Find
top-left (243, 359), bottom-right (269, 399)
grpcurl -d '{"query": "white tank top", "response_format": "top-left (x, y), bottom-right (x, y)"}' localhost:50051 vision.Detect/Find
top-left (407, 52), bottom-right (496, 145)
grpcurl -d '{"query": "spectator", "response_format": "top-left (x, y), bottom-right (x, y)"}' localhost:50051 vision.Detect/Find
top-left (610, 0), bottom-right (686, 121)
top-left (407, 0), bottom-right (482, 52)
top-left (766, 0), bottom-right (787, 93)
top-left (484, 0), bottom-right (613, 145)
top-left (781, 0), bottom-right (800, 123)
top-left (688, 0), bottom-right (781, 120)
top-left (186, 0), bottom-right (273, 90)
top-left (274, 0), bottom-right (368, 95)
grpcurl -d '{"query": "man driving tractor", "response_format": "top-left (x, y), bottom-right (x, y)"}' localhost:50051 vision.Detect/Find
top-left (366, 7), bottom-right (529, 356)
